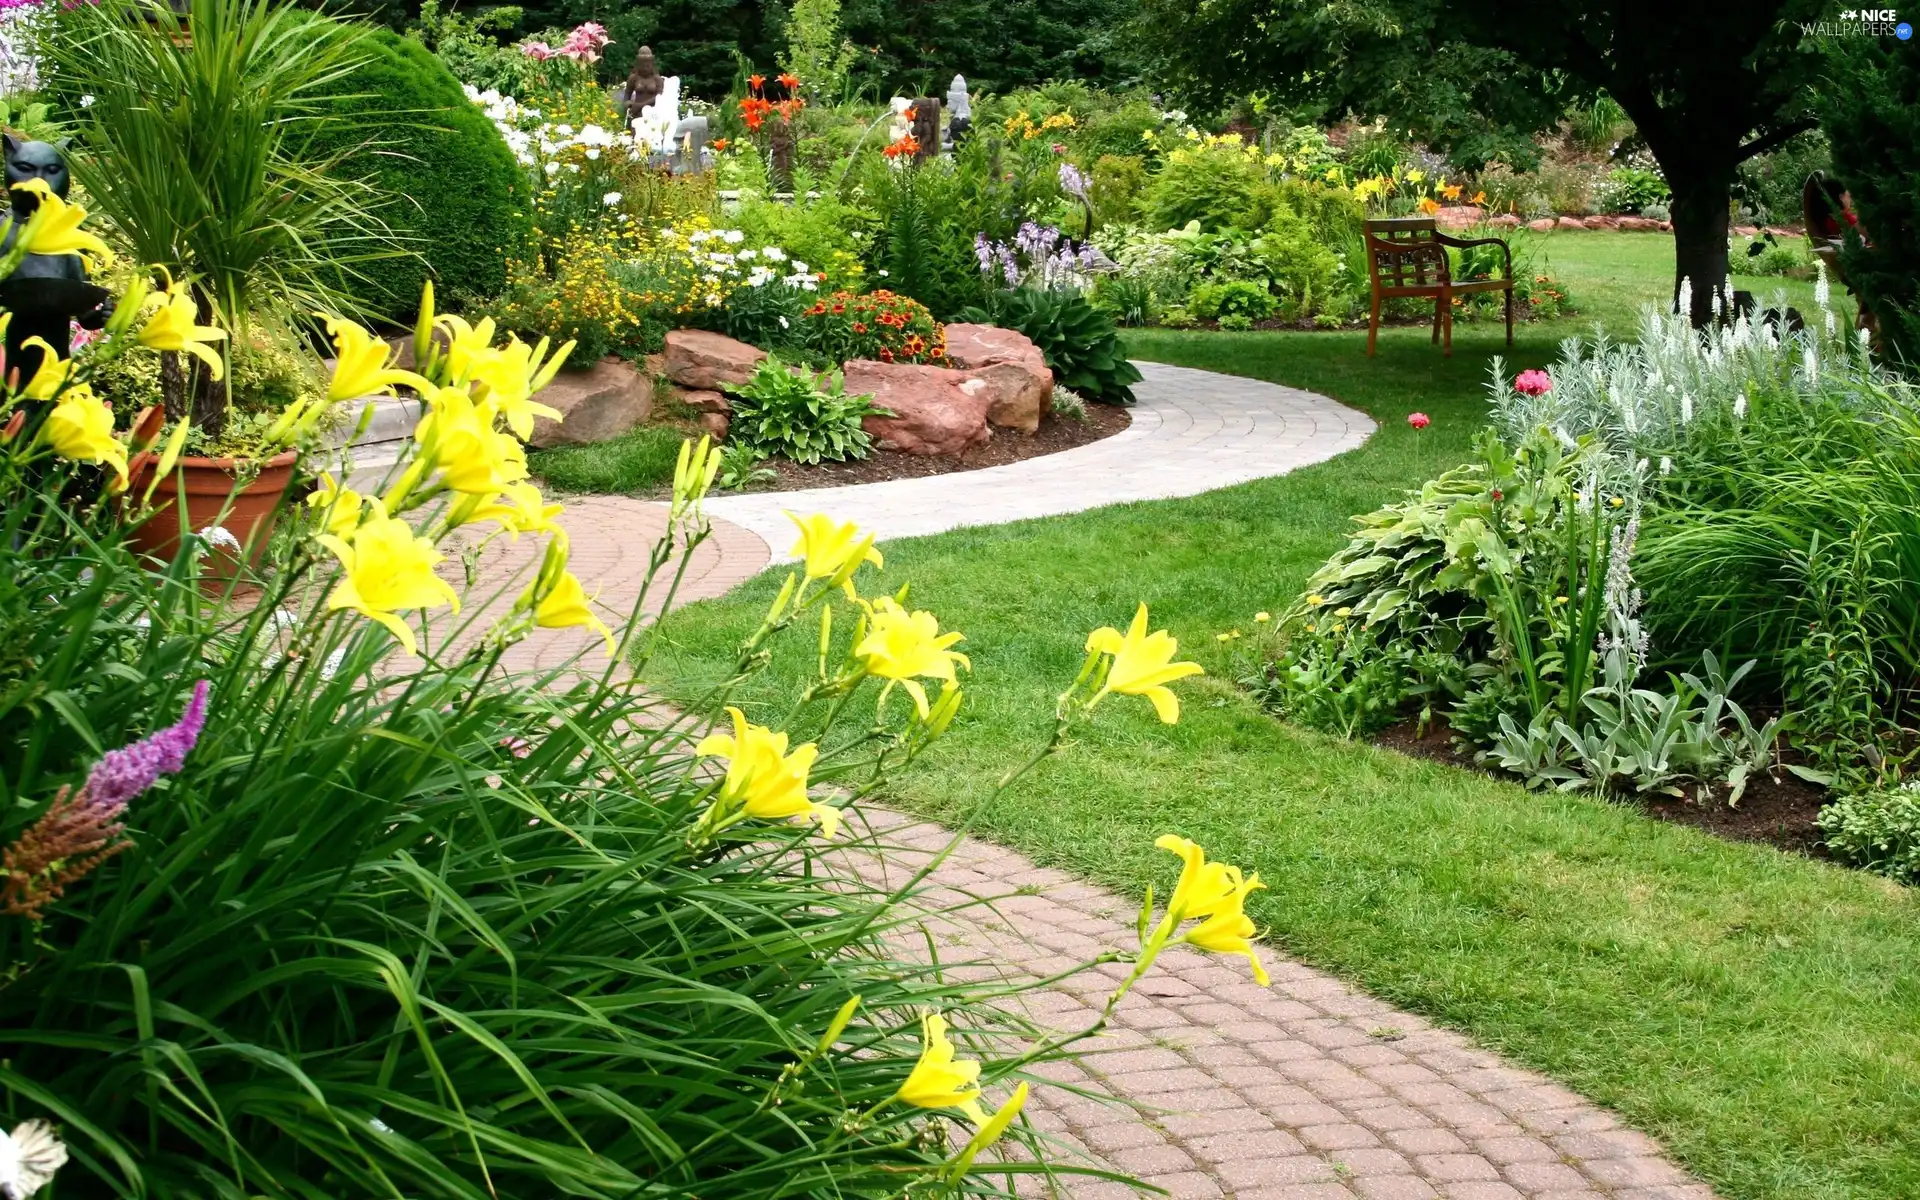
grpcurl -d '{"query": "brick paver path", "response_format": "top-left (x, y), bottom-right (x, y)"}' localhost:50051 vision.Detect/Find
top-left (405, 359), bottom-right (1712, 1198)
top-left (858, 809), bottom-right (1716, 1200)
top-left (702, 361), bottom-right (1376, 555)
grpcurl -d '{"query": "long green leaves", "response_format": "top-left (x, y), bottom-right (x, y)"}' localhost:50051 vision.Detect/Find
top-left (45, 0), bottom-right (402, 329)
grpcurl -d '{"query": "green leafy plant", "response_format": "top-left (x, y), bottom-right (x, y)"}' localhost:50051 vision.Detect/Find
top-left (1594, 165), bottom-right (1671, 215)
top-left (724, 353), bottom-right (888, 463)
top-left (1188, 279), bottom-right (1278, 323)
top-left (962, 287), bottom-right (1143, 404)
top-left (1819, 782), bottom-right (1920, 883)
top-left (715, 439), bottom-right (779, 489)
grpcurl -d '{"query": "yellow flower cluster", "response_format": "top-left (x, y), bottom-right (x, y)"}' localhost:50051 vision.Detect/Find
top-left (1002, 109), bottom-right (1077, 140)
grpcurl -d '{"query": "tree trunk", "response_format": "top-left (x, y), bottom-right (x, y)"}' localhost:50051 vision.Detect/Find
top-left (1668, 173), bottom-right (1735, 327)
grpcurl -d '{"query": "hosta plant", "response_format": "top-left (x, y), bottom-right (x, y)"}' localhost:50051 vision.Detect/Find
top-left (962, 287), bottom-right (1143, 405)
top-left (724, 353), bottom-right (889, 464)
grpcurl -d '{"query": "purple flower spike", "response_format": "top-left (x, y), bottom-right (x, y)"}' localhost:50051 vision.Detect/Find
top-left (84, 680), bottom-right (210, 815)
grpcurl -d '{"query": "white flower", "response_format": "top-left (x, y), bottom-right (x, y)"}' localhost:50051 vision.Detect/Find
top-left (1659, 456), bottom-right (1672, 475)
top-left (792, 260), bottom-right (809, 274)
top-left (585, 147), bottom-right (601, 160)
top-left (705, 293), bottom-right (723, 306)
top-left (556, 123), bottom-right (573, 136)
top-left (761, 247), bottom-right (786, 261)
top-left (0, 1119), bottom-right (68, 1199)
top-left (877, 268), bottom-right (889, 277)
top-left (722, 229), bottom-right (744, 244)
top-left (779, 316), bottom-right (790, 328)
top-left (602, 191), bottom-right (623, 206)
top-left (197, 524), bottom-right (241, 553)
top-left (544, 161), bottom-right (560, 175)
top-left (79, 94), bottom-right (94, 108)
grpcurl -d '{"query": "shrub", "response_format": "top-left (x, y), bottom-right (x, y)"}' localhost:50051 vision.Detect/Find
top-left (305, 29), bottom-right (532, 318)
top-left (1188, 279), bottom-right (1278, 322)
top-left (1, 270), bottom-right (1240, 1198)
top-left (963, 287), bottom-right (1142, 404)
top-left (724, 353), bottom-right (887, 463)
top-left (1735, 129), bottom-right (1830, 227)
top-left (1594, 165), bottom-right (1671, 214)
top-left (1072, 97), bottom-right (1163, 161)
top-left (1741, 236), bottom-right (1813, 277)
top-left (1140, 135), bottom-right (1264, 230)
top-left (732, 191), bottom-right (867, 290)
top-left (1819, 784), bottom-right (1920, 882)
top-left (795, 289), bottom-right (948, 365)
top-left (1090, 153), bottom-right (1148, 228)
top-left (1536, 160), bottom-right (1599, 214)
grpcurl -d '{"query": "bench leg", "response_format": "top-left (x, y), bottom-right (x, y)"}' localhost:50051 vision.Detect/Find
top-left (1505, 287), bottom-right (1514, 347)
top-left (1442, 296), bottom-right (1454, 357)
top-left (1367, 294), bottom-right (1381, 356)
top-left (1431, 296), bottom-right (1442, 344)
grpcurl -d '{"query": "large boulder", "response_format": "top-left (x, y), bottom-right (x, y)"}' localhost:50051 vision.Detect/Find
top-left (664, 329), bottom-right (765, 390)
top-left (941, 323), bottom-right (1051, 434)
top-left (526, 358), bottom-right (654, 449)
top-left (842, 360), bottom-right (992, 457)
top-left (1434, 204), bottom-right (1485, 229)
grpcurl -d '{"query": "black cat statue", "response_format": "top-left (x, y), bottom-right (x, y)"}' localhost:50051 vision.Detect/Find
top-left (0, 135), bottom-right (111, 385)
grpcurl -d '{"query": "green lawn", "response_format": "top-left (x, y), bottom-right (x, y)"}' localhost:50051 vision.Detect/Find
top-left (645, 234), bottom-right (1918, 1199)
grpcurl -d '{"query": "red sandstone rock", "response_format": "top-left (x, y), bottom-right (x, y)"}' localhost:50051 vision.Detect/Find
top-left (663, 329), bottom-right (766, 390)
top-left (842, 359), bottom-right (992, 456)
top-left (526, 358), bottom-right (654, 449)
top-left (941, 323), bottom-right (1051, 434)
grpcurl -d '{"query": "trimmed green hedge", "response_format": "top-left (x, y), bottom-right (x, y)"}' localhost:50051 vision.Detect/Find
top-left (311, 30), bottom-right (530, 320)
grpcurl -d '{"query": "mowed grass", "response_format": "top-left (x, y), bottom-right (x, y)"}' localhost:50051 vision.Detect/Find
top-left (530, 424), bottom-right (687, 494)
top-left (643, 233), bottom-right (1919, 1199)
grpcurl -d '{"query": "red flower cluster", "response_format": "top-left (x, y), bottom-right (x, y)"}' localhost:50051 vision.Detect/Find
top-left (882, 133), bottom-right (922, 160)
top-left (798, 289), bottom-right (946, 365)
top-left (738, 73), bottom-right (806, 131)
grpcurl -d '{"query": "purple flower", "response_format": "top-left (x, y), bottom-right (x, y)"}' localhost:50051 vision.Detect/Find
top-left (1058, 162), bottom-right (1089, 201)
top-left (83, 680), bottom-right (210, 815)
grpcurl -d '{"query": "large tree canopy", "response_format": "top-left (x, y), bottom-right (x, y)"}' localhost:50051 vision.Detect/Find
top-left (1137, 0), bottom-right (1830, 324)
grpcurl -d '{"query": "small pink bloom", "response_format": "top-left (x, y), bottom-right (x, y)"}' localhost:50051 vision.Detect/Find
top-left (1514, 369), bottom-right (1553, 396)
top-left (1407, 411), bottom-right (1430, 429)
top-left (522, 41), bottom-right (556, 60)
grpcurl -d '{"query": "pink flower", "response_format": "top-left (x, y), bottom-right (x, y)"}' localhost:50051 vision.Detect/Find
top-left (1514, 369), bottom-right (1553, 397)
top-left (85, 680), bottom-right (210, 813)
top-left (522, 41), bottom-right (557, 60)
top-left (1407, 411), bottom-right (1430, 429)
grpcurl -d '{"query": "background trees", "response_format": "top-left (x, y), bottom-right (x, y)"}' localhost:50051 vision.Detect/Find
top-left (1134, 0), bottom-right (1830, 325)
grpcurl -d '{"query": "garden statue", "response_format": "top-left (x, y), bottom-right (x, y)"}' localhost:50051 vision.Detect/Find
top-left (946, 74), bottom-right (971, 145)
top-left (909, 97), bottom-right (941, 163)
top-left (887, 96), bottom-right (913, 145)
top-left (670, 114), bottom-right (709, 173)
top-left (0, 135), bottom-right (109, 385)
top-left (621, 45), bottom-right (665, 125)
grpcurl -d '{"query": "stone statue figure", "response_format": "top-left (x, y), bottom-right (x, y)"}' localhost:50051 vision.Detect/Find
top-left (0, 135), bottom-right (110, 384)
top-left (621, 46), bottom-right (665, 125)
top-left (670, 114), bottom-right (709, 174)
top-left (909, 98), bottom-right (941, 162)
top-left (946, 74), bottom-right (972, 145)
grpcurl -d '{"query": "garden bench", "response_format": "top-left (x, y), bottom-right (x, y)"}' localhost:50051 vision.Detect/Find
top-left (1363, 217), bottom-right (1513, 357)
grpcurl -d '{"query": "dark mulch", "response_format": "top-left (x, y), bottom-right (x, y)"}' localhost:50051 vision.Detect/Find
top-left (746, 404), bottom-right (1131, 492)
top-left (1373, 712), bottom-right (1830, 859)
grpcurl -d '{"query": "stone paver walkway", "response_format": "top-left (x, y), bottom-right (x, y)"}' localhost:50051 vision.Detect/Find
top-left (703, 361), bottom-right (1375, 556)
top-left (858, 809), bottom-right (1715, 1200)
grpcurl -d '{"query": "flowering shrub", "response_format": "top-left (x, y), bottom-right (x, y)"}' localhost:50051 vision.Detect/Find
top-left (796, 289), bottom-right (947, 364)
top-left (0, 181), bottom-right (1252, 1196)
top-left (974, 223), bottom-right (1101, 291)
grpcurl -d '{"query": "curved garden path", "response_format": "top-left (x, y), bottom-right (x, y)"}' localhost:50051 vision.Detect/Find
top-left (495, 362), bottom-right (1714, 1199)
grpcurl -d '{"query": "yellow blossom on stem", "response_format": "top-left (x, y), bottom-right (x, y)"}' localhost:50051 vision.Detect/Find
top-left (694, 706), bottom-right (837, 836)
top-left (948, 1082), bottom-right (1030, 1179)
top-left (1183, 868), bottom-right (1270, 985)
top-left (1146, 835), bottom-right (1270, 985)
top-left (786, 511), bottom-right (883, 597)
top-left (526, 566), bottom-right (614, 655)
top-left (41, 383), bottom-right (127, 485)
top-left (9, 180), bottom-right (112, 269)
top-left (416, 386), bottom-right (527, 495)
top-left (1085, 603), bottom-right (1204, 724)
top-left (19, 336), bottom-right (76, 401)
top-left (896, 1013), bottom-right (986, 1121)
top-left (138, 276), bottom-right (227, 379)
top-left (322, 315), bottom-right (430, 403)
top-left (306, 472), bottom-right (364, 538)
top-left (855, 596), bottom-right (969, 717)
top-left (317, 499), bottom-right (460, 657)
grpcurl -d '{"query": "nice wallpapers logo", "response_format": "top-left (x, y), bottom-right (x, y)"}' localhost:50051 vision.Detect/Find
top-left (1801, 8), bottom-right (1914, 37)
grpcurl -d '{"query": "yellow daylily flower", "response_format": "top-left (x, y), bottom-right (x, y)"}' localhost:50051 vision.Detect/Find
top-left (152, 416), bottom-right (190, 478)
top-left (415, 386), bottom-right (527, 495)
top-left (949, 1082), bottom-right (1030, 1178)
top-left (694, 705), bottom-right (838, 836)
top-left (19, 336), bottom-right (76, 400)
top-left (896, 1013), bottom-right (986, 1121)
top-left (306, 472), bottom-right (365, 538)
top-left (9, 180), bottom-right (112, 269)
top-left (322, 315), bottom-right (430, 403)
top-left (467, 334), bottom-right (565, 439)
top-left (42, 384), bottom-right (127, 484)
top-left (1182, 867), bottom-right (1270, 985)
top-left (787, 511), bottom-right (883, 596)
top-left (138, 278), bottom-right (227, 380)
top-left (1086, 603), bottom-right (1205, 723)
top-left (527, 567), bottom-right (614, 655)
top-left (855, 596), bottom-right (969, 717)
top-left (435, 313), bottom-right (500, 384)
top-left (317, 499), bottom-right (460, 657)
top-left (497, 480), bottom-right (566, 535)
top-left (1154, 835), bottom-right (1240, 923)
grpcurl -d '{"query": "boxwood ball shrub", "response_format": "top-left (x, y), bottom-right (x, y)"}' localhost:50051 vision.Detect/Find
top-left (309, 30), bottom-right (532, 318)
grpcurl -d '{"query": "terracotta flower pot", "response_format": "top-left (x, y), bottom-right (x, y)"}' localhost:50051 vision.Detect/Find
top-left (127, 449), bottom-right (301, 574)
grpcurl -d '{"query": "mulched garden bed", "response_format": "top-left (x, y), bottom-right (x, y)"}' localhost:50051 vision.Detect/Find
top-left (1373, 712), bottom-right (1830, 858)
top-left (744, 403), bottom-right (1131, 492)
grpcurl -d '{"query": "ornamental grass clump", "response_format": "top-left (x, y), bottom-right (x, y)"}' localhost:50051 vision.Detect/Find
top-left (0, 189), bottom-right (1244, 1197)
